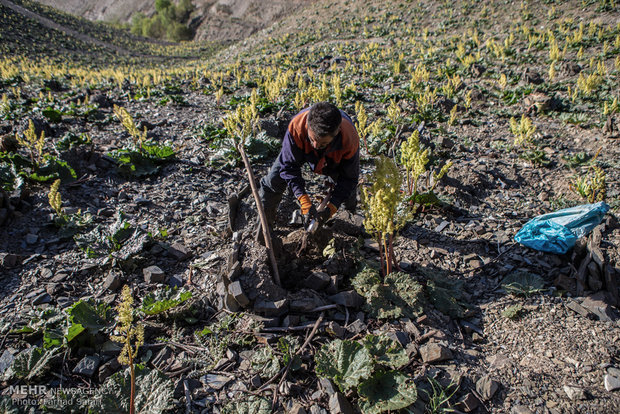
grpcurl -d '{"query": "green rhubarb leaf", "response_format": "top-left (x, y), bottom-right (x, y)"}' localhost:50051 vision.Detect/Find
top-left (358, 370), bottom-right (418, 414)
top-left (315, 339), bottom-right (374, 392)
top-left (5, 347), bottom-right (58, 381)
top-left (363, 335), bottom-right (409, 369)
top-left (502, 271), bottom-right (544, 297)
top-left (140, 288), bottom-right (192, 316)
top-left (94, 366), bottom-right (173, 414)
top-left (251, 347), bottom-right (280, 380)
top-left (221, 396), bottom-right (271, 414)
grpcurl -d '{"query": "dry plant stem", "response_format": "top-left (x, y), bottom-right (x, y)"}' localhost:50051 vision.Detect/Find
top-left (388, 234), bottom-right (401, 272)
top-left (129, 356), bottom-right (136, 414)
top-left (237, 143), bottom-right (281, 286)
top-left (258, 312), bottom-right (325, 395)
top-left (272, 312), bottom-right (325, 407)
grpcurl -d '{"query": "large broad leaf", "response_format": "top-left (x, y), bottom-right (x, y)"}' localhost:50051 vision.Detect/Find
top-left (140, 288), bottom-right (192, 316)
top-left (66, 299), bottom-right (111, 342)
top-left (426, 280), bottom-right (466, 318)
top-left (55, 132), bottom-right (91, 150)
top-left (251, 347), bottom-right (280, 380)
top-left (42, 107), bottom-right (62, 123)
top-left (29, 155), bottom-right (76, 183)
top-left (95, 366), bottom-right (174, 414)
top-left (245, 133), bottom-right (279, 162)
top-left (5, 347), bottom-right (57, 381)
top-left (0, 161), bottom-right (23, 192)
top-left (502, 271), bottom-right (544, 296)
top-left (142, 142), bottom-right (175, 160)
top-left (358, 370), bottom-right (418, 414)
top-left (108, 149), bottom-right (160, 177)
top-left (221, 396), bottom-right (271, 414)
top-left (315, 339), bottom-right (374, 392)
top-left (355, 271), bottom-right (425, 320)
top-left (43, 328), bottom-right (64, 349)
top-left (363, 335), bottom-right (409, 369)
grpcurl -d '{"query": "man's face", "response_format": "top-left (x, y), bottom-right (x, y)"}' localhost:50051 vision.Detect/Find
top-left (308, 125), bottom-right (340, 150)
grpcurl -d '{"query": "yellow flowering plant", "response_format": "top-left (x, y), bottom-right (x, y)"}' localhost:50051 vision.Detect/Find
top-left (400, 130), bottom-right (452, 212)
top-left (361, 156), bottom-right (406, 277)
top-left (111, 285), bottom-right (145, 414)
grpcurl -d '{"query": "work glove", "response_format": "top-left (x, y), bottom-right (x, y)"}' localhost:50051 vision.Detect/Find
top-left (298, 194), bottom-right (317, 228)
top-left (317, 202), bottom-right (338, 225)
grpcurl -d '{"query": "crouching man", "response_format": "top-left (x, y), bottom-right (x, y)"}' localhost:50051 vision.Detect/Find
top-left (256, 101), bottom-right (360, 239)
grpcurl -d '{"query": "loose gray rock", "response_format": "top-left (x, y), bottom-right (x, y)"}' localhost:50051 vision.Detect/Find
top-left (289, 403), bottom-right (307, 414)
top-left (419, 342), bottom-right (453, 363)
top-left (346, 319), bottom-right (367, 335)
top-left (0, 253), bottom-right (19, 267)
top-left (203, 373), bottom-right (233, 390)
top-left (40, 267), bottom-right (53, 279)
top-left (319, 377), bottom-right (338, 395)
top-left (563, 385), bottom-right (587, 400)
top-left (32, 292), bottom-right (52, 305)
top-left (229, 281), bottom-right (249, 307)
top-left (254, 298), bottom-right (289, 316)
top-left (328, 392), bottom-right (355, 414)
top-left (325, 321), bottom-right (345, 339)
top-left (168, 243), bottom-right (191, 261)
top-left (456, 392), bottom-right (480, 412)
top-left (476, 375), bottom-right (500, 401)
top-left (98, 358), bottom-right (120, 383)
top-left (304, 271), bottom-right (331, 290)
top-left (328, 291), bottom-right (364, 307)
top-left (73, 355), bottom-right (101, 378)
top-left (103, 272), bottom-right (121, 291)
top-left (309, 405), bottom-right (328, 414)
top-left (604, 374), bottom-right (620, 392)
top-left (581, 293), bottom-right (618, 322)
top-left (143, 265), bottom-right (165, 283)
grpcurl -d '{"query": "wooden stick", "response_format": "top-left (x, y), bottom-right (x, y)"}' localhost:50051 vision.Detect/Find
top-left (237, 143), bottom-right (281, 286)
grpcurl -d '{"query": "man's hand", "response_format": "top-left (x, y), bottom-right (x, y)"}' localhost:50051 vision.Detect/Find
top-left (298, 194), bottom-right (316, 228)
top-left (303, 205), bottom-right (318, 228)
top-left (317, 202), bottom-right (338, 225)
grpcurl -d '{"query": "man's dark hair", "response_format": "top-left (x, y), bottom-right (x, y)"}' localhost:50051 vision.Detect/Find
top-left (308, 102), bottom-right (342, 137)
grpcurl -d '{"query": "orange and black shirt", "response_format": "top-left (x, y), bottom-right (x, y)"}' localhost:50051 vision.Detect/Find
top-left (277, 107), bottom-right (360, 208)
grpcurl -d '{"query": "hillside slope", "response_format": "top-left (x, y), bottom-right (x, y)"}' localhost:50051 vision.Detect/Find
top-left (34, 0), bottom-right (311, 43)
top-left (0, 1), bottom-right (619, 413)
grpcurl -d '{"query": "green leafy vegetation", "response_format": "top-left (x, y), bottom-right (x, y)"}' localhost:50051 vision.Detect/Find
top-left (502, 271), bottom-right (545, 297)
top-left (315, 336), bottom-right (417, 413)
top-left (131, 0), bottom-right (195, 41)
top-left (140, 287), bottom-right (192, 316)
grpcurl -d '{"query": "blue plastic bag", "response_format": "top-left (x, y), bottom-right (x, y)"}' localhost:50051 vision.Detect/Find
top-left (514, 202), bottom-right (610, 254)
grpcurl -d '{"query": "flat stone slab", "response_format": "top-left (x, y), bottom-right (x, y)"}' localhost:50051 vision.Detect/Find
top-left (604, 374), bottom-right (620, 392)
top-left (73, 355), bottom-right (101, 378)
top-left (476, 375), bottom-right (500, 401)
top-left (202, 373), bottom-right (233, 390)
top-left (143, 265), bottom-right (165, 283)
top-left (420, 342), bottom-right (453, 363)
top-left (228, 281), bottom-right (249, 307)
top-left (168, 243), bottom-right (191, 261)
top-left (254, 299), bottom-right (289, 317)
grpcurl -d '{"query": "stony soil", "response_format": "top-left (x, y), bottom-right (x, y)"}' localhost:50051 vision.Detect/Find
top-left (0, 0), bottom-right (619, 413)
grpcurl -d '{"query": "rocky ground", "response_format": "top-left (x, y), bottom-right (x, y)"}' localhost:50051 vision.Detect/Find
top-left (1, 0), bottom-right (620, 413)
